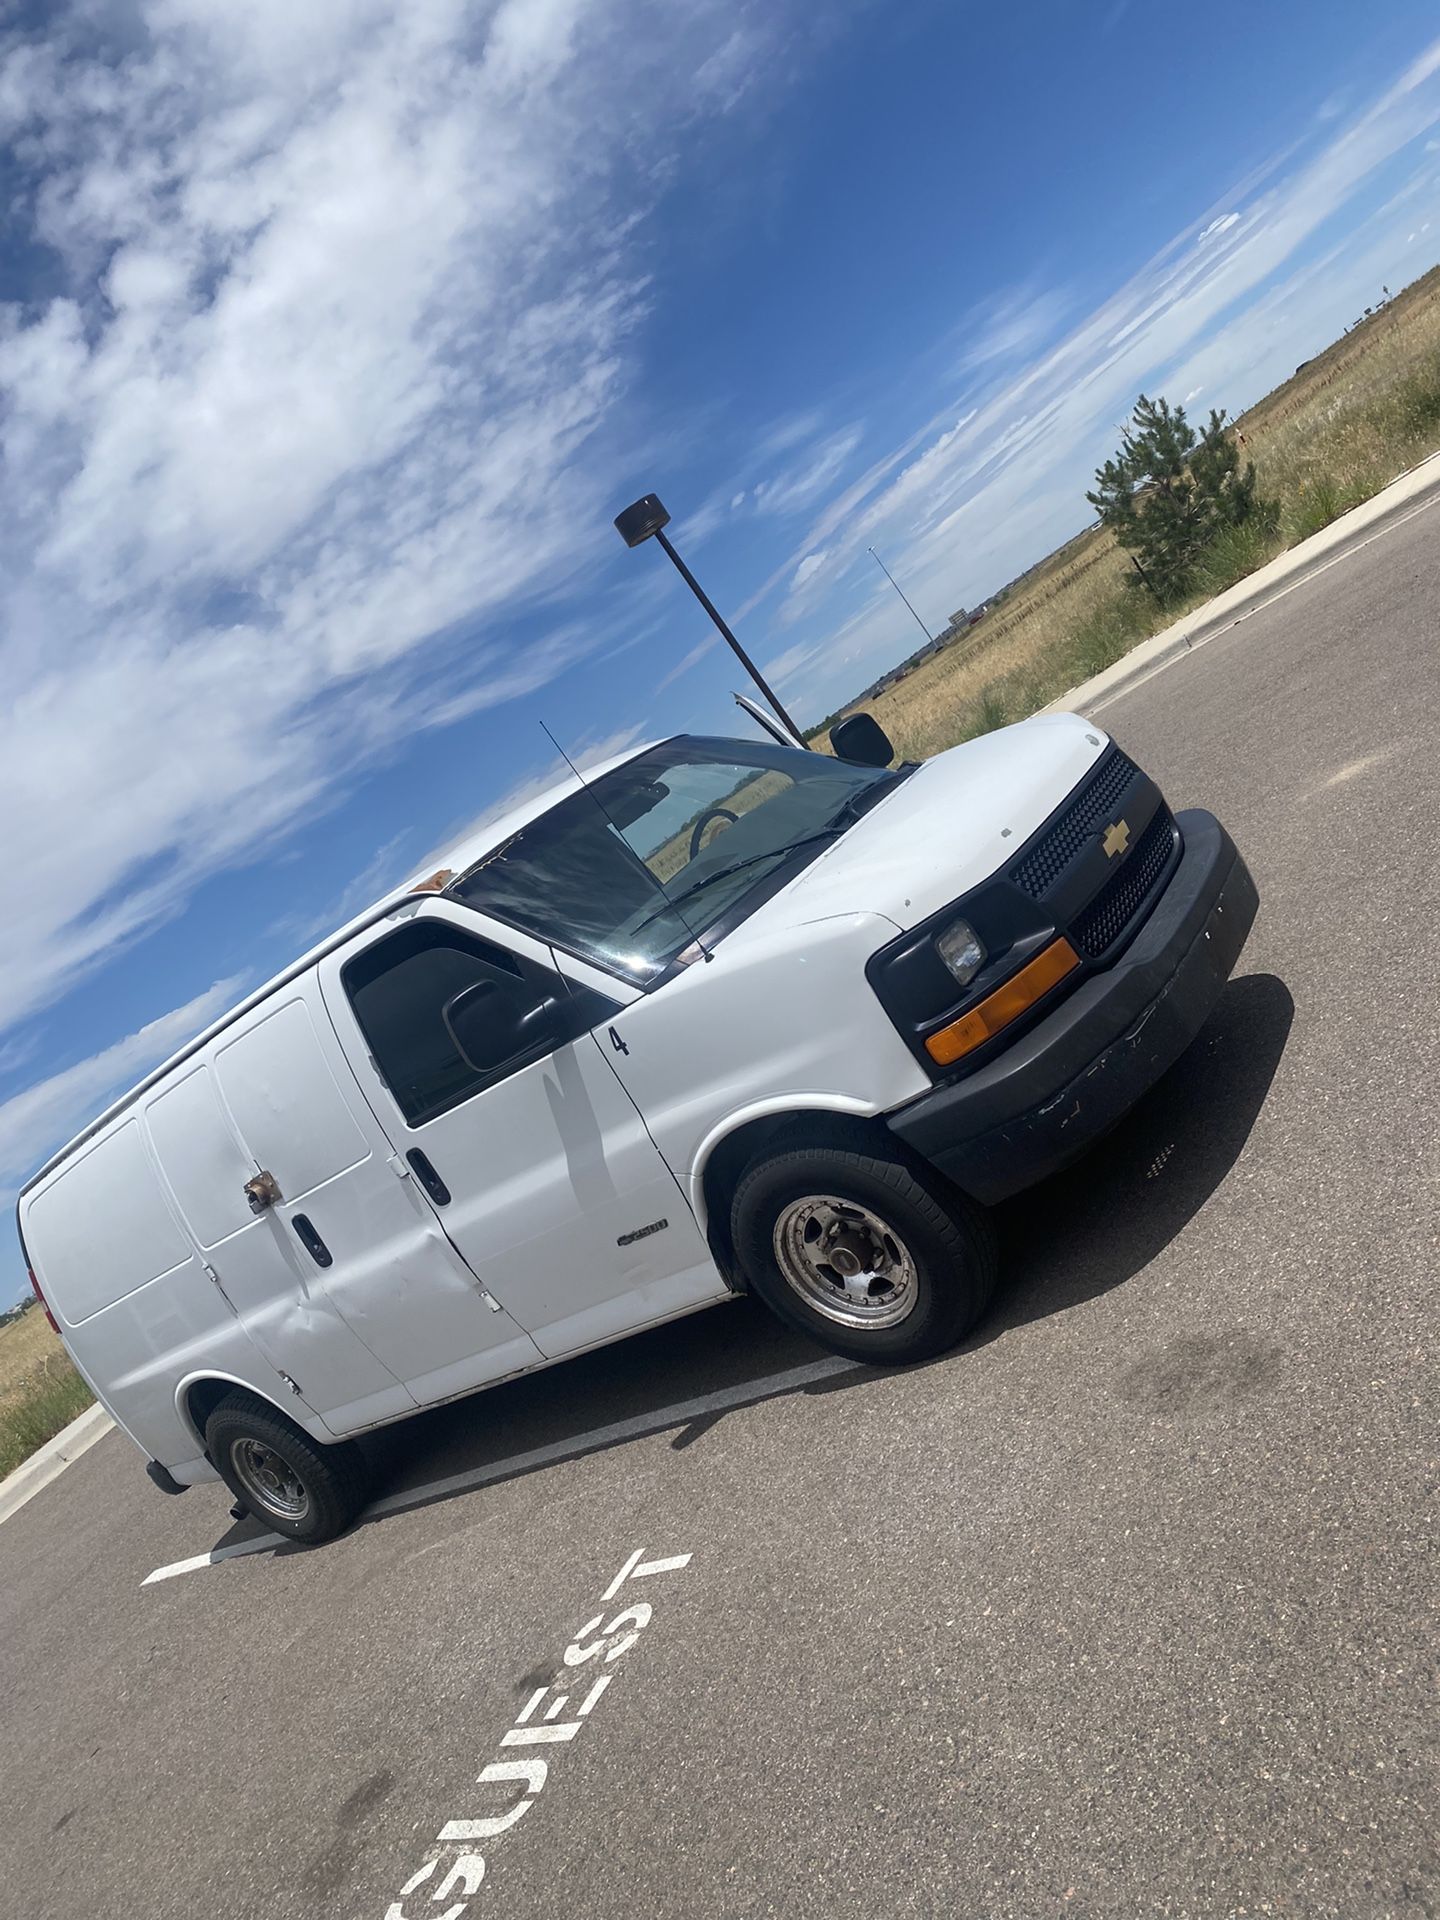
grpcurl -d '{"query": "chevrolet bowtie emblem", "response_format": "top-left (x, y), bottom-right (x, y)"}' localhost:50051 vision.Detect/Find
top-left (1102, 819), bottom-right (1131, 859)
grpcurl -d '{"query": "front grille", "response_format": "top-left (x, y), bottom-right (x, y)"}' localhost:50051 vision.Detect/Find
top-left (1071, 807), bottom-right (1177, 957)
top-left (1013, 750), bottom-right (1136, 898)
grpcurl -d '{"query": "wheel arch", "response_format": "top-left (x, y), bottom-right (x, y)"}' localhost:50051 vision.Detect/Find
top-left (176, 1372), bottom-right (319, 1455)
top-left (693, 1100), bottom-right (896, 1291)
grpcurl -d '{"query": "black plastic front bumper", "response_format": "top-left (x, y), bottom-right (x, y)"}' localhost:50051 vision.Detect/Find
top-left (886, 809), bottom-right (1258, 1204)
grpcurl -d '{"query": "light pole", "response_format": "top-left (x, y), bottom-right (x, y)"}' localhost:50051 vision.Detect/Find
top-left (614, 493), bottom-right (809, 748)
top-left (867, 546), bottom-right (933, 643)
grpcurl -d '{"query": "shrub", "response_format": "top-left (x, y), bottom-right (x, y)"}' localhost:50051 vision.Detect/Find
top-left (1283, 471), bottom-right (1382, 544)
top-left (1088, 394), bottom-right (1278, 603)
top-left (1193, 517), bottom-right (1284, 598)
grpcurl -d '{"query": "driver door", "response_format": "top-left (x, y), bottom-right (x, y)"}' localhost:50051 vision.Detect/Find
top-left (319, 901), bottom-right (724, 1370)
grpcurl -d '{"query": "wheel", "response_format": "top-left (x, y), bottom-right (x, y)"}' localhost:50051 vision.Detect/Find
top-left (205, 1390), bottom-right (371, 1544)
top-left (730, 1138), bottom-right (997, 1364)
top-left (688, 806), bottom-right (738, 859)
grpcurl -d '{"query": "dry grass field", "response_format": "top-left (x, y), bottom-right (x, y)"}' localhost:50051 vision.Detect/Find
top-left (0, 1303), bottom-right (93, 1479)
top-left (829, 263), bottom-right (1440, 760)
top-left (0, 1300), bottom-right (63, 1394)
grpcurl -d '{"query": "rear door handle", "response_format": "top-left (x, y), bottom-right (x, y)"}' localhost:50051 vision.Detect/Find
top-left (406, 1149), bottom-right (452, 1207)
top-left (291, 1214), bottom-right (333, 1269)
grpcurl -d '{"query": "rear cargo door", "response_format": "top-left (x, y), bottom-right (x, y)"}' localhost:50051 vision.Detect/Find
top-left (142, 1054), bottom-right (411, 1434)
top-left (149, 977), bottom-right (544, 1432)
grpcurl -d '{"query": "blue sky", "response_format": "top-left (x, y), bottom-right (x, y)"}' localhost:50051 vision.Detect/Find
top-left (5, 0), bottom-right (1440, 1301)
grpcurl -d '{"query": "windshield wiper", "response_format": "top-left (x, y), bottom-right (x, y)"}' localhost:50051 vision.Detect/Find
top-left (822, 791), bottom-right (874, 830)
top-left (630, 828), bottom-right (845, 937)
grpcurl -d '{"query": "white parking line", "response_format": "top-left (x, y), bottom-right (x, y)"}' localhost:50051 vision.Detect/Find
top-left (141, 1353), bottom-right (858, 1587)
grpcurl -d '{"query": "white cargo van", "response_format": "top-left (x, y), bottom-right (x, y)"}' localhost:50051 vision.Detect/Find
top-left (19, 716), bottom-right (1256, 1542)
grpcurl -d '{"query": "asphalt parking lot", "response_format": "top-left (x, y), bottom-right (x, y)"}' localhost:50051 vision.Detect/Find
top-left (2, 501), bottom-right (1438, 1920)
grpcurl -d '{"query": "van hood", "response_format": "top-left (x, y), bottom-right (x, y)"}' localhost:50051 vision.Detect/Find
top-left (737, 712), bottom-right (1108, 942)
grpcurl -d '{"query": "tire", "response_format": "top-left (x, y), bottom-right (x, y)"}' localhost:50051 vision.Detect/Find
top-left (205, 1390), bottom-right (371, 1544)
top-left (730, 1137), bottom-right (997, 1364)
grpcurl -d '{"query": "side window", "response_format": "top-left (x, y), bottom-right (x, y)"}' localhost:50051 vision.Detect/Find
top-left (343, 923), bottom-right (571, 1125)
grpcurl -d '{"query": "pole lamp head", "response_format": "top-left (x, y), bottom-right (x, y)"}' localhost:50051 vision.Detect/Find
top-left (614, 494), bottom-right (671, 548)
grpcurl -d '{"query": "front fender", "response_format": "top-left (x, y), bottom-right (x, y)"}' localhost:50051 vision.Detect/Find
top-left (687, 1093), bottom-right (887, 1232)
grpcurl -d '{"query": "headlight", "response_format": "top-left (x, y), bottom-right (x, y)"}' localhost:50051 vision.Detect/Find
top-left (934, 917), bottom-right (986, 986)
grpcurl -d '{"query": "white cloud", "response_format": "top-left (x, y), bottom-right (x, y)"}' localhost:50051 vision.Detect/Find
top-left (0, 977), bottom-right (243, 1208)
top-left (655, 630), bottom-right (719, 692)
top-left (0, 0), bottom-right (784, 1038)
top-left (265, 833), bottom-right (417, 954)
top-left (693, 24), bottom-right (769, 112)
top-left (674, 486), bottom-right (742, 547)
top-left (791, 551), bottom-right (827, 587)
top-left (1199, 212), bottom-right (1240, 241)
top-left (764, 636), bottom-right (829, 690)
top-left (953, 286), bottom-right (1068, 374)
top-left (733, 417), bottom-right (948, 622)
top-left (752, 425), bottom-right (863, 515)
top-left (752, 410), bottom-right (826, 458)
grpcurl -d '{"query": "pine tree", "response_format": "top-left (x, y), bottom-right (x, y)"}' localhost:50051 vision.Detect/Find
top-left (1087, 394), bottom-right (1276, 603)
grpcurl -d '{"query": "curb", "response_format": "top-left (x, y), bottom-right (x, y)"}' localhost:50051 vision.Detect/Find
top-left (1044, 449), bottom-right (1440, 718)
top-left (0, 1400), bottom-right (115, 1527)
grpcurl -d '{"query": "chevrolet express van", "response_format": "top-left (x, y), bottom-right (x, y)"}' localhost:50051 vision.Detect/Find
top-left (18, 716), bottom-right (1257, 1542)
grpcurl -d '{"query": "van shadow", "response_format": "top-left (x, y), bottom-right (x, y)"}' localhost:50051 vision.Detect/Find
top-left (975, 969), bottom-right (1294, 1346)
top-left (208, 1299), bottom-right (858, 1556)
top-left (208, 972), bottom-right (1292, 1559)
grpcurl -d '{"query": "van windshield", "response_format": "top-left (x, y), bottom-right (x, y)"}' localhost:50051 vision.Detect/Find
top-left (450, 736), bottom-right (896, 980)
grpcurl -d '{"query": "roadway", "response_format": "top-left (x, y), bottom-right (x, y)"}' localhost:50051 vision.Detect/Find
top-left (2, 498), bottom-right (1437, 1919)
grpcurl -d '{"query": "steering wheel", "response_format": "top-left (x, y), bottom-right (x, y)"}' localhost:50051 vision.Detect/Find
top-left (688, 806), bottom-right (739, 861)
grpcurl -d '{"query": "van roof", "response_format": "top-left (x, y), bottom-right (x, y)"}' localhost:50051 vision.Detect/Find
top-left (20, 736), bottom-right (665, 1199)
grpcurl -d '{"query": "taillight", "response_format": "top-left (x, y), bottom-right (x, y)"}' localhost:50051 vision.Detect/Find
top-left (28, 1267), bottom-right (59, 1335)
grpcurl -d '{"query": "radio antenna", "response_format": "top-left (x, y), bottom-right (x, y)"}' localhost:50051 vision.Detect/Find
top-left (538, 721), bottom-right (712, 963)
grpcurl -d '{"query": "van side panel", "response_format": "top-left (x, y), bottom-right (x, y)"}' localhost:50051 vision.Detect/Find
top-left (25, 1120), bottom-right (189, 1326)
top-left (22, 1121), bottom-right (248, 1471)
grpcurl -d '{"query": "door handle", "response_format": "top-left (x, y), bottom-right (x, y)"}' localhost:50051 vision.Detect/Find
top-left (406, 1149), bottom-right (452, 1207)
top-left (291, 1214), bottom-right (333, 1269)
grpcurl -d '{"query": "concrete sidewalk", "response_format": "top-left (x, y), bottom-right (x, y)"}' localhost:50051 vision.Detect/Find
top-left (1046, 447), bottom-right (1440, 717)
top-left (0, 1400), bottom-right (114, 1527)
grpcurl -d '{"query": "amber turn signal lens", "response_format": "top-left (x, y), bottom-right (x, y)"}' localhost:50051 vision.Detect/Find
top-left (923, 937), bottom-right (1080, 1066)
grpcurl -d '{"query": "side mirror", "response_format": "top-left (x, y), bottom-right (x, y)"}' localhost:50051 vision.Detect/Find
top-left (829, 712), bottom-right (894, 767)
top-left (443, 979), bottom-right (560, 1075)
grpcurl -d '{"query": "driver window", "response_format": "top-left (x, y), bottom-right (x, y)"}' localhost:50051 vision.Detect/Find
top-left (344, 923), bottom-right (540, 1125)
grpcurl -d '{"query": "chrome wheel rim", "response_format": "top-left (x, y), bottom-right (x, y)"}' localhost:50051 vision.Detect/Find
top-left (229, 1437), bottom-right (311, 1521)
top-left (771, 1193), bottom-right (919, 1329)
